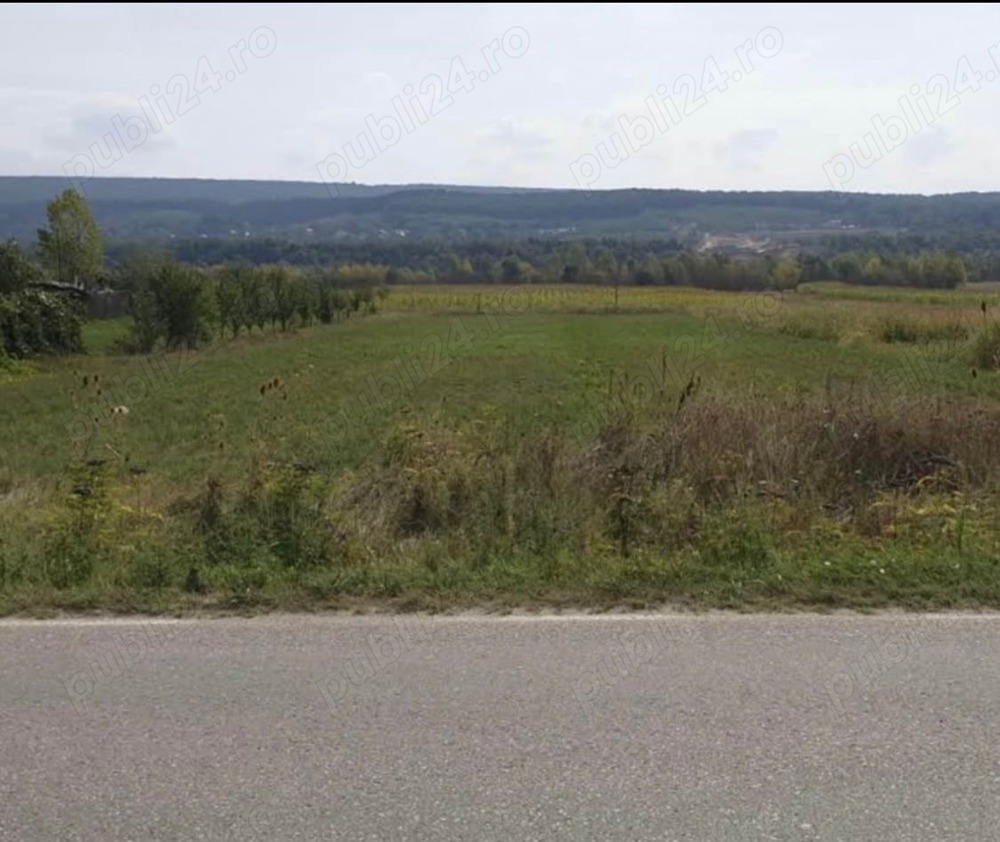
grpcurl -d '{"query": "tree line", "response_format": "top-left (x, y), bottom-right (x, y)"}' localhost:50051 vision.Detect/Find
top-left (0, 188), bottom-right (980, 361)
top-left (121, 257), bottom-right (385, 352)
top-left (164, 236), bottom-right (970, 290)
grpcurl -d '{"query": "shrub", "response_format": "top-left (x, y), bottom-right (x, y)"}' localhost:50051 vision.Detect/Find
top-left (970, 322), bottom-right (1000, 370)
top-left (878, 318), bottom-right (922, 344)
top-left (776, 314), bottom-right (842, 342)
top-left (0, 289), bottom-right (83, 358)
top-left (192, 464), bottom-right (334, 569)
top-left (878, 318), bottom-right (970, 345)
top-left (126, 259), bottom-right (214, 351)
top-left (316, 285), bottom-right (352, 324)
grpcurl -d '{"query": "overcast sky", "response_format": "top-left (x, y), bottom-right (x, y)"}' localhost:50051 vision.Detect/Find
top-left (2, 2), bottom-right (999, 194)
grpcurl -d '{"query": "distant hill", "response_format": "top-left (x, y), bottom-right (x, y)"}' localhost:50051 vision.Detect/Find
top-left (0, 176), bottom-right (545, 204)
top-left (4, 176), bottom-right (1000, 248)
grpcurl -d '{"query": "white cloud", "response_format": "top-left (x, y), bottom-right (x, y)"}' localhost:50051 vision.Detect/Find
top-left (2, 3), bottom-right (1000, 191)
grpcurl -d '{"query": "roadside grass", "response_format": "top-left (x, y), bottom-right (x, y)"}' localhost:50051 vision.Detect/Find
top-left (3, 283), bottom-right (1000, 614)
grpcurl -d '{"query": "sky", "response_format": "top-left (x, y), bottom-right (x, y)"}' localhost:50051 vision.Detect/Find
top-left (2, 2), bottom-right (1000, 194)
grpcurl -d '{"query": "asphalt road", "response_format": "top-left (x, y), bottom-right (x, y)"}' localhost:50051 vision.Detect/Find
top-left (1, 613), bottom-right (999, 841)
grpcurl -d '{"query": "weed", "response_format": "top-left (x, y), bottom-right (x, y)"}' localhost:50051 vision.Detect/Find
top-left (6, 285), bottom-right (1000, 612)
top-left (969, 321), bottom-right (1000, 370)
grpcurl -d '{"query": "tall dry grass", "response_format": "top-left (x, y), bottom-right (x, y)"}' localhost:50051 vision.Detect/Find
top-left (5, 386), bottom-right (1000, 609)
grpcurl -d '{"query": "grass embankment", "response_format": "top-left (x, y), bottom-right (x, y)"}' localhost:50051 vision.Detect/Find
top-left (3, 284), bottom-right (1000, 614)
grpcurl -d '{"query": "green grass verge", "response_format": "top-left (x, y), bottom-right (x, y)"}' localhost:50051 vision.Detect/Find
top-left (3, 286), bottom-right (1000, 614)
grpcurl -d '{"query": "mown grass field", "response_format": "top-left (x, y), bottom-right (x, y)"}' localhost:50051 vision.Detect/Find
top-left (3, 283), bottom-right (1000, 615)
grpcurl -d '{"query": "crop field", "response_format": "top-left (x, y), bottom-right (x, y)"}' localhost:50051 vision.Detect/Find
top-left (3, 283), bottom-right (1000, 614)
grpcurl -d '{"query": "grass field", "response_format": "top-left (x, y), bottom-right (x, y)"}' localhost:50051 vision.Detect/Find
top-left (3, 283), bottom-right (1000, 615)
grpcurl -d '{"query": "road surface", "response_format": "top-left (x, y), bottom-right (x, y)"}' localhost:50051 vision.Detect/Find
top-left (1, 613), bottom-right (999, 840)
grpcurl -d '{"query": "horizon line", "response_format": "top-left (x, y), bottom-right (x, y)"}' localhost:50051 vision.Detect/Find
top-left (2, 173), bottom-right (999, 200)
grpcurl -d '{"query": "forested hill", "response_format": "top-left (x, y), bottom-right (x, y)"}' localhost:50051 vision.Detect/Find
top-left (0, 176), bottom-right (544, 205)
top-left (4, 176), bottom-right (1000, 247)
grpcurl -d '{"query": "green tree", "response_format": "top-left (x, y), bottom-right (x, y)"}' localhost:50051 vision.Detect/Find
top-left (294, 275), bottom-right (317, 326)
top-left (631, 256), bottom-right (661, 286)
top-left (155, 262), bottom-right (213, 349)
top-left (316, 283), bottom-right (335, 324)
top-left (215, 264), bottom-right (248, 337)
top-left (267, 266), bottom-right (297, 330)
top-left (562, 242), bottom-right (593, 284)
top-left (771, 258), bottom-right (802, 290)
top-left (0, 289), bottom-right (83, 358)
top-left (500, 256), bottom-right (526, 284)
top-left (37, 190), bottom-right (103, 288)
top-left (920, 252), bottom-right (967, 289)
top-left (127, 284), bottom-right (162, 353)
top-left (832, 253), bottom-right (863, 282)
top-left (943, 254), bottom-right (968, 289)
top-left (445, 253), bottom-right (474, 283)
top-left (863, 255), bottom-right (885, 283)
top-left (126, 258), bottom-right (213, 351)
top-left (661, 257), bottom-right (689, 286)
top-left (0, 240), bottom-right (41, 293)
top-left (594, 248), bottom-right (619, 284)
top-left (799, 255), bottom-right (831, 283)
top-left (241, 268), bottom-right (269, 333)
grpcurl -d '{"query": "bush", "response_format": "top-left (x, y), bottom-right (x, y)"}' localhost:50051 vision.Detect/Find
top-left (0, 289), bottom-right (83, 358)
top-left (970, 322), bottom-right (1000, 370)
top-left (316, 285), bottom-right (351, 324)
top-left (126, 259), bottom-right (214, 351)
top-left (193, 464), bottom-right (334, 570)
top-left (777, 314), bottom-right (842, 342)
top-left (878, 317), bottom-right (970, 345)
top-left (0, 240), bottom-right (41, 294)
